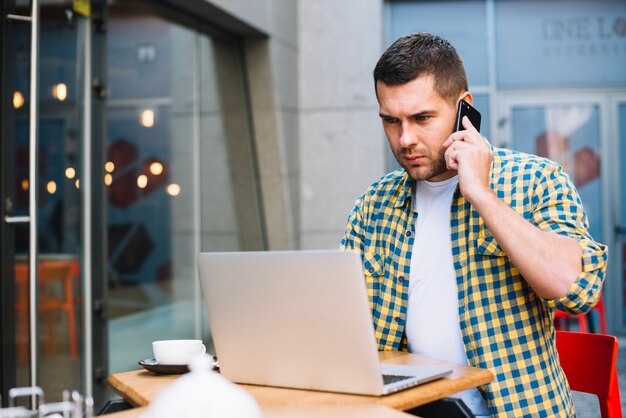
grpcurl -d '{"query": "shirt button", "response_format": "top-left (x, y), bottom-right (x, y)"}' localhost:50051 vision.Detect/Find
top-left (368, 267), bottom-right (375, 274)
top-left (405, 231), bottom-right (412, 237)
top-left (394, 316), bottom-right (401, 323)
top-left (398, 276), bottom-right (405, 283)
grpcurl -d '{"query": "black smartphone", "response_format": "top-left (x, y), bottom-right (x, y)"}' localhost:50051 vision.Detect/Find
top-left (454, 99), bottom-right (481, 133)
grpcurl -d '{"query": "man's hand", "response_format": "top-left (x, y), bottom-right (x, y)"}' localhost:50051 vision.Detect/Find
top-left (443, 116), bottom-right (492, 203)
top-left (443, 117), bottom-right (582, 299)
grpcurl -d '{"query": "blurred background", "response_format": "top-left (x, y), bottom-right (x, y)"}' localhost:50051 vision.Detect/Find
top-left (1, 0), bottom-right (625, 413)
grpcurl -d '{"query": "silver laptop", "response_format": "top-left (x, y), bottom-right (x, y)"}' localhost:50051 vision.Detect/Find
top-left (197, 249), bottom-right (452, 396)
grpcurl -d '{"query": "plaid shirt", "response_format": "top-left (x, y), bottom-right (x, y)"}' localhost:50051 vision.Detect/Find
top-left (341, 143), bottom-right (608, 417)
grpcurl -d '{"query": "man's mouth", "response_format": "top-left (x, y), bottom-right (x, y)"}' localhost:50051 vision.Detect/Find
top-left (404, 155), bottom-right (425, 164)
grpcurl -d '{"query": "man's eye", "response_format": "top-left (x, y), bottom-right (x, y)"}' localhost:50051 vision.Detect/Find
top-left (383, 117), bottom-right (399, 124)
top-left (414, 115), bottom-right (429, 122)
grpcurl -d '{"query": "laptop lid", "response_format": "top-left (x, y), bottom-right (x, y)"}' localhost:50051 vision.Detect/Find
top-left (197, 250), bottom-right (450, 395)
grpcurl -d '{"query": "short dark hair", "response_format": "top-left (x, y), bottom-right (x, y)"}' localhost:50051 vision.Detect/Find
top-left (373, 33), bottom-right (468, 105)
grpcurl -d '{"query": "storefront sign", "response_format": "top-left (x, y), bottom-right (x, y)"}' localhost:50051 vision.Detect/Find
top-left (496, 0), bottom-right (626, 87)
top-left (542, 16), bottom-right (626, 57)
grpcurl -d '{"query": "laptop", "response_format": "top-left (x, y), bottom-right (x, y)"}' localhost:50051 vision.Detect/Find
top-left (197, 249), bottom-right (452, 396)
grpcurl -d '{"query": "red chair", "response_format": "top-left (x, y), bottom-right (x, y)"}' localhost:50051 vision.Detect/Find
top-left (15, 260), bottom-right (79, 364)
top-left (555, 294), bottom-right (607, 334)
top-left (556, 330), bottom-right (622, 418)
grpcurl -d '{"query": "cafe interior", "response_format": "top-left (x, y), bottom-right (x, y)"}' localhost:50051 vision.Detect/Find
top-left (1, 0), bottom-right (625, 417)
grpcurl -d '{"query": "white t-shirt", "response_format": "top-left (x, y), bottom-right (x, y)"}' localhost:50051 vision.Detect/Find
top-left (405, 176), bottom-right (489, 416)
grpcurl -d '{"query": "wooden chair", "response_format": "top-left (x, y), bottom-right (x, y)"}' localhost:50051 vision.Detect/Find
top-left (554, 294), bottom-right (607, 334)
top-left (15, 260), bottom-right (79, 364)
top-left (15, 263), bottom-right (29, 365)
top-left (556, 330), bottom-right (622, 418)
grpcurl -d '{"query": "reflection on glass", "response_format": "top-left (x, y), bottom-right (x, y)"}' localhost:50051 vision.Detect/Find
top-left (140, 109), bottom-right (155, 128)
top-left (386, 1), bottom-right (489, 86)
top-left (10, 0), bottom-right (31, 394)
top-left (166, 183), bottom-right (180, 196)
top-left (137, 174), bottom-right (148, 188)
top-left (47, 181), bottom-right (57, 194)
top-left (106, 1), bottom-right (264, 378)
top-left (617, 103), bottom-right (626, 324)
top-left (13, 91), bottom-right (25, 109)
top-left (511, 104), bottom-right (602, 240)
top-left (496, 0), bottom-right (626, 87)
top-left (149, 162), bottom-right (163, 175)
top-left (10, 2), bottom-right (84, 401)
top-left (52, 83), bottom-right (67, 101)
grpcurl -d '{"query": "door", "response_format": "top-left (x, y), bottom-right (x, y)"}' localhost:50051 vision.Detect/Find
top-left (1, 0), bottom-right (107, 405)
top-left (498, 92), bottom-right (615, 331)
top-left (612, 94), bottom-right (626, 334)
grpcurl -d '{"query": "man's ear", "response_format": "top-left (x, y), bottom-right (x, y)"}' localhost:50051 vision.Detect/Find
top-left (459, 91), bottom-right (473, 105)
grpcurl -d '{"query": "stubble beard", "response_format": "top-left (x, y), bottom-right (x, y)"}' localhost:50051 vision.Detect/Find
top-left (395, 146), bottom-right (448, 181)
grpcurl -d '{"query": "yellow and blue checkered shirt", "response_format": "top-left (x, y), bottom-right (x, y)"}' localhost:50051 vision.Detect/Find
top-left (341, 144), bottom-right (608, 417)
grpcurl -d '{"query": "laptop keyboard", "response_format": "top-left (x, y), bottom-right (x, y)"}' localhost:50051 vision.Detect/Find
top-left (383, 374), bottom-right (413, 385)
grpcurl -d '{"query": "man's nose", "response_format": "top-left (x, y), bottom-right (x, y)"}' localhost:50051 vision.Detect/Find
top-left (399, 122), bottom-right (419, 148)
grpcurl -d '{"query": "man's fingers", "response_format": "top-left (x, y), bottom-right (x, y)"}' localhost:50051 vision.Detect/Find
top-left (444, 121), bottom-right (481, 148)
top-left (447, 141), bottom-right (471, 154)
top-left (443, 131), bottom-right (467, 148)
top-left (444, 147), bottom-right (459, 169)
top-left (461, 116), bottom-right (480, 139)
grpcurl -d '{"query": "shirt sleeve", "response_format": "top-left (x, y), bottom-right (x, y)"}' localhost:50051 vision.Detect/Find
top-left (530, 162), bottom-right (608, 314)
top-left (340, 195), bottom-right (366, 254)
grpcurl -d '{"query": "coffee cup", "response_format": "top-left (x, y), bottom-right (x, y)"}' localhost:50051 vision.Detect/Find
top-left (152, 339), bottom-right (206, 365)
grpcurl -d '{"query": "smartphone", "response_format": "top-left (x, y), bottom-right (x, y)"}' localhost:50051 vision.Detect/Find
top-left (454, 99), bottom-right (481, 133)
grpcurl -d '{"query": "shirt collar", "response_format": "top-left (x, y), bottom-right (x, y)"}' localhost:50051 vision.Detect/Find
top-left (392, 170), bottom-right (415, 209)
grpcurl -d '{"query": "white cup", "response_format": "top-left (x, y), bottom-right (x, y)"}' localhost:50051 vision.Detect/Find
top-left (152, 339), bottom-right (206, 365)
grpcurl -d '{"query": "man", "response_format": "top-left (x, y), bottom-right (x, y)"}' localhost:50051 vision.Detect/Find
top-left (341, 33), bottom-right (607, 417)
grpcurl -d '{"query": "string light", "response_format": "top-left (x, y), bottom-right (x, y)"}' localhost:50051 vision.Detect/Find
top-left (13, 91), bottom-right (25, 109)
top-left (149, 162), bottom-right (163, 175)
top-left (52, 83), bottom-right (67, 101)
top-left (137, 174), bottom-right (148, 188)
top-left (166, 183), bottom-right (181, 196)
top-left (47, 181), bottom-right (57, 194)
top-left (140, 109), bottom-right (155, 128)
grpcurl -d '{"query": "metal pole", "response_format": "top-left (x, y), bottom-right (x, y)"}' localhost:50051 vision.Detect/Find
top-left (192, 33), bottom-right (202, 340)
top-left (28, 0), bottom-right (40, 392)
top-left (81, 15), bottom-right (94, 398)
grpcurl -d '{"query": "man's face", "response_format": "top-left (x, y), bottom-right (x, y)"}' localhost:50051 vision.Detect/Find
top-left (377, 75), bottom-right (460, 182)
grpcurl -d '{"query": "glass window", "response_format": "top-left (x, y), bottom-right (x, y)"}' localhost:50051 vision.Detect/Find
top-left (472, 94), bottom-right (490, 140)
top-left (11, 4), bottom-right (85, 399)
top-left (383, 2), bottom-right (492, 171)
top-left (619, 103), bottom-right (626, 325)
top-left (106, 2), bottom-right (264, 374)
top-left (386, 0), bottom-right (489, 87)
top-left (510, 103), bottom-right (602, 240)
top-left (496, 0), bottom-right (626, 87)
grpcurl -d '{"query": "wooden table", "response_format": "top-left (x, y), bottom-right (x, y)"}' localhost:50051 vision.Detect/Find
top-left (105, 404), bottom-right (413, 418)
top-left (108, 351), bottom-right (493, 417)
